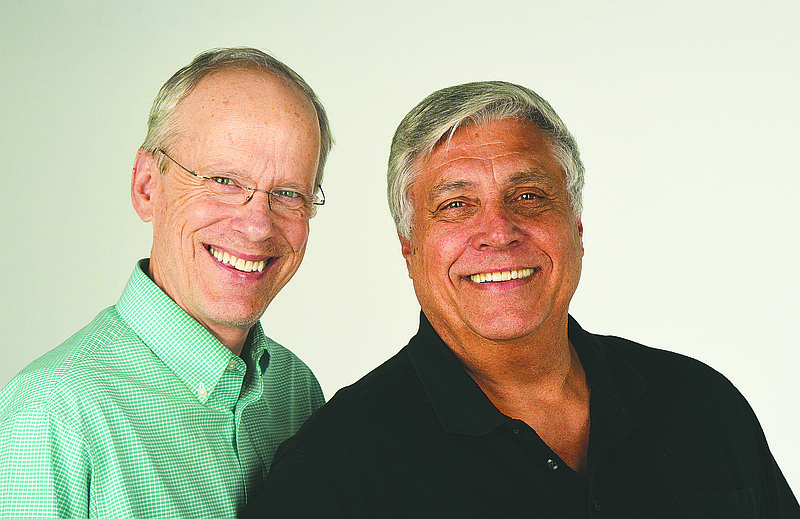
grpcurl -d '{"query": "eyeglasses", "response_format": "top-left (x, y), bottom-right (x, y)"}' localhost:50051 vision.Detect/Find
top-left (155, 148), bottom-right (324, 219)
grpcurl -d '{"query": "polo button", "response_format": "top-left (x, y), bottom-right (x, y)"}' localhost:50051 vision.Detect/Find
top-left (546, 459), bottom-right (559, 471)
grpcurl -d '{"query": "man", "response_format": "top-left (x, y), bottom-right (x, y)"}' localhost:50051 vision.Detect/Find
top-left (244, 81), bottom-right (798, 517)
top-left (0, 47), bottom-right (332, 517)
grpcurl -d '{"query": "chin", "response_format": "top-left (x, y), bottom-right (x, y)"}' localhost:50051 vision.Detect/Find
top-left (206, 302), bottom-right (268, 329)
top-left (211, 314), bottom-right (262, 330)
top-left (467, 313), bottom-right (549, 342)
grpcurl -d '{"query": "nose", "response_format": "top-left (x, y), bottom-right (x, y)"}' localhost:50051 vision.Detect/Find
top-left (470, 201), bottom-right (524, 250)
top-left (231, 190), bottom-right (276, 241)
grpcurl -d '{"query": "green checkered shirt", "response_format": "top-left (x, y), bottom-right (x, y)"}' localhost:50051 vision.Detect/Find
top-left (0, 260), bottom-right (324, 518)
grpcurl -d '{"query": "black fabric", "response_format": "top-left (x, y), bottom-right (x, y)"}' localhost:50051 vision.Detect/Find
top-left (243, 314), bottom-right (799, 518)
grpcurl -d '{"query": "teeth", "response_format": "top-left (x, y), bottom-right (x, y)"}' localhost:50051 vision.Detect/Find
top-left (209, 246), bottom-right (265, 273)
top-left (470, 268), bottom-right (535, 284)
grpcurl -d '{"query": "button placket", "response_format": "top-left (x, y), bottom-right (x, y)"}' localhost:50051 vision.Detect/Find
top-left (197, 383), bottom-right (208, 401)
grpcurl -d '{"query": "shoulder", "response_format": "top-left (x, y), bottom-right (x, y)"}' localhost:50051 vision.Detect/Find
top-left (262, 337), bottom-right (323, 394)
top-left (0, 307), bottom-right (138, 420)
top-left (586, 331), bottom-right (752, 422)
top-left (259, 337), bottom-right (325, 411)
top-left (263, 337), bottom-right (318, 379)
top-left (280, 347), bottom-right (422, 447)
top-left (319, 347), bottom-right (417, 410)
top-left (595, 332), bottom-right (736, 391)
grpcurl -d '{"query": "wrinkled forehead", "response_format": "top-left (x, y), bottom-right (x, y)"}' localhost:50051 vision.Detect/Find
top-left (412, 118), bottom-right (563, 193)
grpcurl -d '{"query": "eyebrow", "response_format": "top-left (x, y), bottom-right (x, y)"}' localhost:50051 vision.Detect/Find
top-left (428, 179), bottom-right (475, 202)
top-left (427, 169), bottom-right (556, 202)
top-left (506, 169), bottom-right (557, 189)
top-left (200, 163), bottom-right (313, 192)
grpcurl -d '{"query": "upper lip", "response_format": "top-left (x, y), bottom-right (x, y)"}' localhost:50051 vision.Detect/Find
top-left (466, 267), bottom-right (538, 283)
top-left (207, 245), bottom-right (274, 272)
top-left (206, 244), bottom-right (272, 261)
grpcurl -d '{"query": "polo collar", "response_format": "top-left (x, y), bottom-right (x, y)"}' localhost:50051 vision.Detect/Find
top-left (406, 312), bottom-right (648, 438)
top-left (407, 313), bottom-right (510, 435)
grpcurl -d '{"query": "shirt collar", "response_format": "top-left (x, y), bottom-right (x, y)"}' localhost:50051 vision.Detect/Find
top-left (407, 313), bottom-right (510, 435)
top-left (567, 316), bottom-right (648, 470)
top-left (115, 259), bottom-right (269, 403)
top-left (567, 316), bottom-right (648, 411)
top-left (406, 312), bottom-right (648, 437)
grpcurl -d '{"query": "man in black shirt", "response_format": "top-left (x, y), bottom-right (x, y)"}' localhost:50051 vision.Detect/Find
top-left (244, 81), bottom-right (798, 517)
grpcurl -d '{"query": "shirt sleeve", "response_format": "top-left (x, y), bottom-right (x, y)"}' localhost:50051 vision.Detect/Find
top-left (0, 406), bottom-right (91, 518)
top-left (738, 393), bottom-right (800, 517)
top-left (310, 377), bottom-right (325, 410)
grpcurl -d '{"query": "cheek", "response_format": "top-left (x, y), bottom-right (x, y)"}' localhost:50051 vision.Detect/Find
top-left (418, 229), bottom-right (462, 280)
top-left (167, 195), bottom-right (228, 237)
top-left (545, 225), bottom-right (584, 277)
top-left (527, 213), bottom-right (580, 251)
top-left (283, 222), bottom-right (310, 253)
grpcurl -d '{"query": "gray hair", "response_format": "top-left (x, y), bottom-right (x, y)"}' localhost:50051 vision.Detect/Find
top-left (141, 47), bottom-right (333, 190)
top-left (387, 81), bottom-right (584, 239)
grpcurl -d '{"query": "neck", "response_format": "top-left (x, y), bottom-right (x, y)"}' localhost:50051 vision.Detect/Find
top-left (144, 258), bottom-right (250, 357)
top-left (459, 331), bottom-right (582, 407)
top-left (431, 314), bottom-right (591, 476)
top-left (209, 328), bottom-right (249, 357)
top-left (433, 313), bottom-right (576, 393)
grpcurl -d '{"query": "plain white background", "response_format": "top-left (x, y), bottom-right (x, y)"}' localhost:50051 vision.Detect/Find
top-left (2, 0), bottom-right (798, 493)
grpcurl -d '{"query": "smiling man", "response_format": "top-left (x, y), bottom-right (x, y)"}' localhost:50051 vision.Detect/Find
top-left (0, 48), bottom-right (331, 518)
top-left (244, 81), bottom-right (798, 518)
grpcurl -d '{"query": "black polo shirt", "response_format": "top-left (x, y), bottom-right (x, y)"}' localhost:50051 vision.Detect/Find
top-left (244, 314), bottom-right (798, 518)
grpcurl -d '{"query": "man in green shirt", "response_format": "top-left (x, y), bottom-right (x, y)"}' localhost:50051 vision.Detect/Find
top-left (0, 47), bottom-right (332, 518)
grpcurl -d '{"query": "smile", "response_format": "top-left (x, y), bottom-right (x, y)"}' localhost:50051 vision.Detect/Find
top-left (208, 246), bottom-right (266, 273)
top-left (469, 268), bottom-right (536, 284)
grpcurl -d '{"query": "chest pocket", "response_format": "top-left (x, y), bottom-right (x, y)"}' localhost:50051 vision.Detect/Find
top-left (676, 489), bottom-right (758, 518)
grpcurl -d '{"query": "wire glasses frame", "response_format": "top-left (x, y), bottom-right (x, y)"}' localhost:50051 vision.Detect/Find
top-left (155, 148), bottom-right (325, 219)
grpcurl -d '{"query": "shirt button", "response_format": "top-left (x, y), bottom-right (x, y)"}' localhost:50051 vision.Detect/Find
top-left (227, 359), bottom-right (238, 370)
top-left (592, 499), bottom-right (602, 512)
top-left (197, 384), bottom-right (208, 400)
top-left (546, 459), bottom-right (559, 471)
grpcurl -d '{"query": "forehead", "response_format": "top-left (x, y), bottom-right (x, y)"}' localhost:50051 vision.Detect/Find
top-left (183, 67), bottom-right (311, 116)
top-left (175, 67), bottom-right (319, 147)
top-left (170, 67), bottom-right (321, 184)
top-left (416, 118), bottom-right (563, 194)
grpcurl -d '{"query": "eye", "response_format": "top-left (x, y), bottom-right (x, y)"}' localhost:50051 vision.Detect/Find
top-left (508, 187), bottom-right (547, 204)
top-left (442, 200), bottom-right (465, 210)
top-left (272, 188), bottom-right (303, 199)
top-left (269, 188), bottom-right (309, 210)
top-left (518, 192), bottom-right (541, 201)
top-left (436, 198), bottom-right (472, 213)
top-left (270, 188), bottom-right (309, 205)
top-left (507, 188), bottom-right (549, 216)
top-left (432, 198), bottom-right (478, 221)
top-left (209, 176), bottom-right (238, 187)
top-left (204, 175), bottom-right (245, 196)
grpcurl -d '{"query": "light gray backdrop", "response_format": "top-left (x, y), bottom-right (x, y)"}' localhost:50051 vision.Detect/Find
top-left (2, 0), bottom-right (798, 492)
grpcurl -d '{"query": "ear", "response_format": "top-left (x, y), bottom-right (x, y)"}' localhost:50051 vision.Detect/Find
top-left (576, 217), bottom-right (584, 257)
top-left (131, 149), bottom-right (159, 222)
top-left (399, 231), bottom-right (415, 280)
